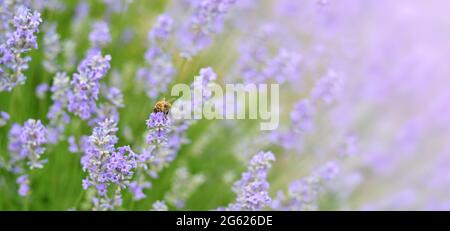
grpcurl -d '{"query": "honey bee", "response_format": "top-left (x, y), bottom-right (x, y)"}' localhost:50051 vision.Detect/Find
top-left (153, 98), bottom-right (172, 115)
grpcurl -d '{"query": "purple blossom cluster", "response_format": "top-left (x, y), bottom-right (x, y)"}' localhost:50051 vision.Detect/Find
top-left (16, 174), bottom-right (30, 197)
top-left (178, 0), bottom-right (237, 58)
top-left (235, 25), bottom-right (302, 84)
top-left (225, 151), bottom-right (275, 211)
top-left (67, 52), bottom-right (112, 120)
top-left (0, 111), bottom-right (10, 127)
top-left (146, 112), bottom-right (171, 145)
top-left (81, 119), bottom-right (137, 210)
top-left (47, 72), bottom-right (71, 143)
top-left (7, 119), bottom-right (47, 197)
top-left (0, 6), bottom-right (42, 91)
top-left (311, 69), bottom-right (343, 105)
top-left (88, 84), bottom-right (125, 126)
top-left (8, 119), bottom-right (48, 170)
top-left (137, 15), bottom-right (176, 99)
top-left (272, 161), bottom-right (340, 211)
top-left (42, 23), bottom-right (61, 73)
top-left (1, 0), bottom-right (449, 212)
top-left (151, 200), bottom-right (168, 211)
top-left (89, 21), bottom-right (111, 50)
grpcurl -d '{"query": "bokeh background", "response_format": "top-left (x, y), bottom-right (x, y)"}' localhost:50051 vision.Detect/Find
top-left (1, 0), bottom-right (450, 210)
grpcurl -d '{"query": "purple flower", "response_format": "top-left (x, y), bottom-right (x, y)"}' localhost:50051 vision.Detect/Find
top-left (42, 23), bottom-right (61, 73)
top-left (68, 136), bottom-right (79, 153)
top-left (149, 15), bottom-right (174, 43)
top-left (68, 52), bottom-right (111, 120)
top-left (318, 161), bottom-right (340, 181)
top-left (129, 181), bottom-right (152, 200)
top-left (8, 119), bottom-right (48, 169)
top-left (89, 85), bottom-right (124, 125)
top-left (0, 6), bottom-right (42, 91)
top-left (339, 133), bottom-right (358, 157)
top-left (290, 99), bottom-right (315, 133)
top-left (137, 15), bottom-right (176, 99)
top-left (89, 21), bottom-right (111, 48)
top-left (191, 67), bottom-right (217, 108)
top-left (177, 0), bottom-right (237, 58)
top-left (36, 83), bottom-right (49, 99)
top-left (151, 200), bottom-right (168, 211)
top-left (81, 119), bottom-right (137, 210)
top-left (16, 174), bottom-right (30, 197)
top-left (0, 111), bottom-right (9, 127)
top-left (312, 69), bottom-right (343, 104)
top-left (234, 24), bottom-right (302, 85)
top-left (227, 151), bottom-right (275, 211)
top-left (271, 161), bottom-right (340, 211)
top-left (47, 72), bottom-right (71, 143)
top-left (264, 49), bottom-right (302, 83)
top-left (146, 112), bottom-right (171, 144)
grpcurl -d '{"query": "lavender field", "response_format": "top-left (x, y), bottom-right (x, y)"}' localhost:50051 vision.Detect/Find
top-left (0, 0), bottom-right (449, 211)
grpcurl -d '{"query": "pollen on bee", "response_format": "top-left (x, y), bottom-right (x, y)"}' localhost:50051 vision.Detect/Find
top-left (153, 100), bottom-right (172, 115)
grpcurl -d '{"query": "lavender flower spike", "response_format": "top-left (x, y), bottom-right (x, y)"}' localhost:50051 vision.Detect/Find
top-left (16, 174), bottom-right (30, 197)
top-left (0, 111), bottom-right (10, 127)
top-left (146, 112), bottom-right (171, 145)
top-left (151, 200), bottom-right (168, 211)
top-left (81, 119), bottom-right (137, 210)
top-left (137, 15), bottom-right (176, 99)
top-left (0, 6), bottom-right (42, 91)
top-left (68, 52), bottom-right (111, 120)
top-left (89, 21), bottom-right (111, 49)
top-left (311, 69), bottom-right (343, 105)
top-left (178, 0), bottom-right (237, 58)
top-left (226, 151), bottom-right (276, 211)
top-left (42, 23), bottom-right (61, 73)
top-left (8, 119), bottom-right (48, 169)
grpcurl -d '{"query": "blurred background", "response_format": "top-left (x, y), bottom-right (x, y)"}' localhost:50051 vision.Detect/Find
top-left (1, 0), bottom-right (450, 210)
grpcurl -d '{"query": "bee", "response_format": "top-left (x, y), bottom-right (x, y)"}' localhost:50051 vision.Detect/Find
top-left (153, 98), bottom-right (172, 115)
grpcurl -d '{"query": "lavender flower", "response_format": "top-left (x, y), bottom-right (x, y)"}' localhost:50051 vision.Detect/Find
top-left (0, 111), bottom-right (9, 127)
top-left (0, 6), bottom-right (42, 91)
top-left (339, 133), bottom-right (358, 157)
top-left (89, 21), bottom-right (111, 49)
top-left (226, 151), bottom-right (275, 211)
top-left (8, 119), bottom-right (48, 169)
top-left (151, 200), bottom-right (168, 211)
top-left (42, 23), bottom-right (61, 73)
top-left (16, 174), bottom-right (30, 197)
top-left (271, 161), bottom-right (340, 211)
top-left (146, 112), bottom-right (171, 145)
top-left (35, 83), bottom-right (49, 99)
top-left (90, 85), bottom-right (124, 125)
top-left (47, 72), bottom-right (71, 143)
top-left (177, 0), bottom-right (237, 58)
top-left (191, 67), bottom-right (217, 113)
top-left (149, 15), bottom-right (174, 43)
top-left (68, 52), bottom-right (111, 120)
top-left (137, 67), bottom-right (218, 180)
top-left (62, 40), bottom-right (77, 71)
top-left (290, 99), bottom-right (315, 133)
top-left (129, 181), bottom-right (151, 200)
top-left (235, 26), bottom-right (302, 84)
top-left (68, 136), bottom-right (79, 153)
top-left (311, 69), bottom-right (343, 105)
top-left (81, 119), bottom-right (137, 210)
top-left (137, 15), bottom-right (176, 99)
